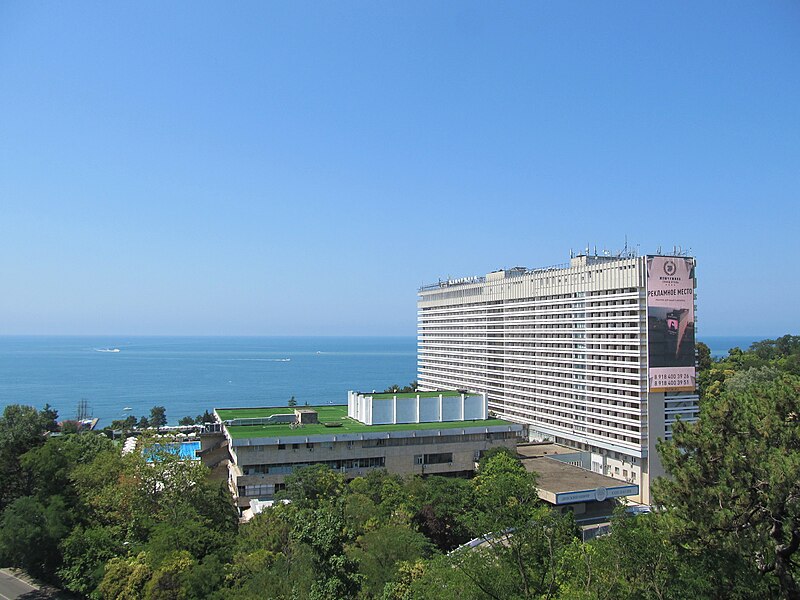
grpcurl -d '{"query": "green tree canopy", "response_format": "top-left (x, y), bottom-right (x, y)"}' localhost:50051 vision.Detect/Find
top-left (149, 406), bottom-right (167, 428)
top-left (0, 404), bottom-right (59, 511)
top-left (656, 370), bottom-right (800, 598)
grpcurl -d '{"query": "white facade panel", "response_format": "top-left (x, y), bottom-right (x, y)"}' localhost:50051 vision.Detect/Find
top-left (441, 395), bottom-right (461, 421)
top-left (395, 398), bottom-right (417, 423)
top-left (371, 399), bottom-right (393, 425)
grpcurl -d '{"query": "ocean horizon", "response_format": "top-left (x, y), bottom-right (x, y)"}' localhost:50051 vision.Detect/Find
top-left (0, 334), bottom-right (774, 428)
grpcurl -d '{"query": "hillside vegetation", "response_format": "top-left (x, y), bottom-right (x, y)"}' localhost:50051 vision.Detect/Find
top-left (1, 335), bottom-right (798, 599)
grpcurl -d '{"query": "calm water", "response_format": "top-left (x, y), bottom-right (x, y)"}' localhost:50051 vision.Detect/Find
top-left (0, 335), bottom-right (769, 428)
top-left (701, 335), bottom-right (767, 358)
top-left (0, 337), bottom-right (416, 427)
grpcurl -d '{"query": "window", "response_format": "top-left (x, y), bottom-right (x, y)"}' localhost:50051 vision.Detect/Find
top-left (423, 452), bottom-right (453, 465)
top-left (414, 455), bottom-right (423, 465)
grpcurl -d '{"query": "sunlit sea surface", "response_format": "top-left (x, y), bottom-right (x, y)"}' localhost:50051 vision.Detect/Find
top-left (0, 337), bottom-right (416, 426)
top-left (0, 335), bottom-right (768, 427)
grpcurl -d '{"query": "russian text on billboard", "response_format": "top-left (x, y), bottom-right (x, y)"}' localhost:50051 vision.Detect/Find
top-left (646, 256), bottom-right (696, 392)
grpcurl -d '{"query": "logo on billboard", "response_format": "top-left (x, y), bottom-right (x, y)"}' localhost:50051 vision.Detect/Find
top-left (663, 260), bottom-right (677, 277)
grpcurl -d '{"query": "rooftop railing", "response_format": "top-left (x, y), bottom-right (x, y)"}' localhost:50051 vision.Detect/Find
top-left (419, 261), bottom-right (574, 292)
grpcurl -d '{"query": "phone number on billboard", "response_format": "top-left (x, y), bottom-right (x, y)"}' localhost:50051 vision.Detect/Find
top-left (651, 374), bottom-right (692, 384)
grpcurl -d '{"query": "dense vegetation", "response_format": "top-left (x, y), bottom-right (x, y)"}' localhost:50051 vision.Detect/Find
top-left (0, 335), bottom-right (798, 599)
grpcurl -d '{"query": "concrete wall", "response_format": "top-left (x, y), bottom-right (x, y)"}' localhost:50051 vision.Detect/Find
top-left (227, 432), bottom-right (520, 504)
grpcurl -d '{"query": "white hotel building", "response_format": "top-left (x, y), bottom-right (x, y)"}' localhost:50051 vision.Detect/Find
top-left (417, 252), bottom-right (699, 505)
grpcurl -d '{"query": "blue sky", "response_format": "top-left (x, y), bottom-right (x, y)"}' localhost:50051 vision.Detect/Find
top-left (0, 2), bottom-right (798, 337)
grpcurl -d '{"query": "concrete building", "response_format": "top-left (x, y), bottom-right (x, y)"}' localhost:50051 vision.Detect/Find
top-left (516, 443), bottom-right (639, 538)
top-left (200, 390), bottom-right (523, 516)
top-left (417, 251), bottom-right (699, 504)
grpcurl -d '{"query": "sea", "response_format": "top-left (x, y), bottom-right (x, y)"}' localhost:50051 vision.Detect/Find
top-left (0, 336), bottom-right (417, 427)
top-left (0, 334), bottom-right (767, 428)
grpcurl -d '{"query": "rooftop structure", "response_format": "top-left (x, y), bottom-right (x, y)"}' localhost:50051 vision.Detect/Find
top-left (347, 389), bottom-right (487, 425)
top-left (216, 403), bottom-right (510, 441)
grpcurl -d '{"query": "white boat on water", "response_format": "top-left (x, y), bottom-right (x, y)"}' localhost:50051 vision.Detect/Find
top-left (95, 348), bottom-right (121, 353)
top-left (123, 407), bottom-right (133, 411)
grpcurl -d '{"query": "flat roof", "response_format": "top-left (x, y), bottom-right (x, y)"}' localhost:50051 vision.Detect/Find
top-left (521, 455), bottom-right (639, 505)
top-left (216, 405), bottom-right (514, 440)
top-left (364, 390), bottom-right (465, 399)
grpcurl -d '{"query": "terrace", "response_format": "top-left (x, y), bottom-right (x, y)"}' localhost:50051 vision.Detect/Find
top-left (215, 404), bottom-right (513, 440)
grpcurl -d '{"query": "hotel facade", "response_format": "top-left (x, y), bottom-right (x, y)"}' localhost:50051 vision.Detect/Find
top-left (200, 391), bottom-right (523, 517)
top-left (417, 252), bottom-right (699, 505)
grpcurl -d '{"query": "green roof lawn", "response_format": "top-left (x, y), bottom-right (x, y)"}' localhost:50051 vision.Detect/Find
top-left (215, 405), bottom-right (514, 440)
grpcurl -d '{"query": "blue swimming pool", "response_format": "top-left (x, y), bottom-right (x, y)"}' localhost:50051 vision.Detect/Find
top-left (179, 440), bottom-right (201, 460)
top-left (146, 440), bottom-right (201, 461)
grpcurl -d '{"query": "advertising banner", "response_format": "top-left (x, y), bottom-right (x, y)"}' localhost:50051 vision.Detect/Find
top-left (646, 257), bottom-right (696, 392)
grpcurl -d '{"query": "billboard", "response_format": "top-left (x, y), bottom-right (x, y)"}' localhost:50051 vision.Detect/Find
top-left (646, 256), bottom-right (696, 392)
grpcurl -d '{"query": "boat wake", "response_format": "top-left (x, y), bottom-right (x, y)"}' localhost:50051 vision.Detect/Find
top-left (228, 358), bottom-right (291, 362)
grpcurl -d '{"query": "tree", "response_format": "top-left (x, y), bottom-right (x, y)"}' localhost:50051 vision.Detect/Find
top-left (349, 524), bottom-right (433, 597)
top-left (382, 560), bottom-right (426, 600)
top-left (222, 503), bottom-right (313, 599)
top-left (441, 451), bottom-right (578, 599)
top-left (382, 382), bottom-right (418, 394)
top-left (149, 406), bottom-right (167, 428)
top-left (0, 404), bottom-right (59, 511)
top-left (178, 416), bottom-right (196, 426)
top-left (21, 432), bottom-right (114, 502)
top-left (293, 507), bottom-right (362, 599)
top-left (408, 476), bottom-right (474, 551)
top-left (655, 370), bottom-right (800, 598)
top-left (111, 415), bottom-right (138, 431)
top-left (143, 550), bottom-right (195, 600)
top-left (280, 464), bottom-right (346, 509)
top-left (0, 495), bottom-right (68, 579)
top-left (58, 525), bottom-right (124, 596)
top-left (696, 341), bottom-right (713, 372)
top-left (196, 410), bottom-right (214, 425)
top-left (470, 450), bottom-right (540, 534)
top-left (288, 396), bottom-right (297, 407)
top-left (97, 552), bottom-right (153, 600)
top-left (556, 512), bottom-right (715, 600)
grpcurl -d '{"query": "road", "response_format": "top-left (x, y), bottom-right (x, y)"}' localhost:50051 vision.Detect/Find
top-left (0, 570), bottom-right (54, 599)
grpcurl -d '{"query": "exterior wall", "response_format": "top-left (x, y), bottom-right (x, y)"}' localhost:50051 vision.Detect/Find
top-left (417, 254), bottom-right (699, 505)
top-left (226, 430), bottom-right (520, 503)
top-left (348, 391), bottom-right (487, 425)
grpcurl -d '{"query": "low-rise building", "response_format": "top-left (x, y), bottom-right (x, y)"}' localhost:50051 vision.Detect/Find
top-left (200, 390), bottom-right (524, 515)
top-left (517, 443), bottom-right (640, 538)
